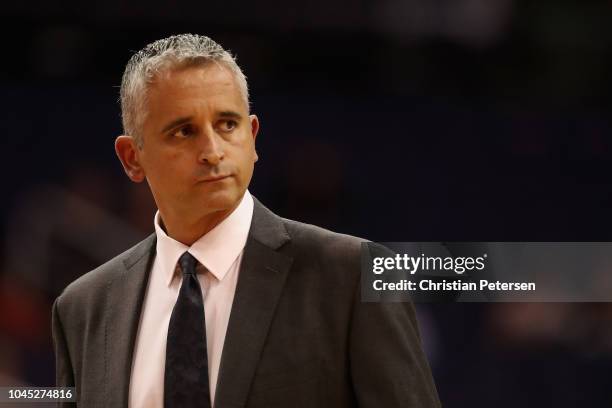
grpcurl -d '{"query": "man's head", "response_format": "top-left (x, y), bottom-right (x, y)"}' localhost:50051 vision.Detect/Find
top-left (120, 34), bottom-right (250, 146)
top-left (115, 34), bottom-right (259, 240)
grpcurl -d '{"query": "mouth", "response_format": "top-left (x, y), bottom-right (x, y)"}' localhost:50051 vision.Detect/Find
top-left (199, 174), bottom-right (232, 183)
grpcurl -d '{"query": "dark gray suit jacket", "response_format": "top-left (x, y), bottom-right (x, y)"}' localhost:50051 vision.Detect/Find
top-left (52, 198), bottom-right (440, 407)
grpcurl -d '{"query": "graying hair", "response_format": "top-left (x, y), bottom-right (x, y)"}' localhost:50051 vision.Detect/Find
top-left (120, 34), bottom-right (249, 146)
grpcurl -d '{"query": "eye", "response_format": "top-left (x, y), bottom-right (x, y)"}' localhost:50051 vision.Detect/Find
top-left (172, 124), bottom-right (196, 138)
top-left (218, 119), bottom-right (238, 132)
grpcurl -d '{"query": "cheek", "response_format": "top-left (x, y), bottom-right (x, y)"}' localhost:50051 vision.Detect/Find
top-left (143, 151), bottom-right (189, 188)
top-left (228, 136), bottom-right (256, 164)
top-left (238, 144), bottom-right (258, 170)
top-left (241, 136), bottom-right (257, 161)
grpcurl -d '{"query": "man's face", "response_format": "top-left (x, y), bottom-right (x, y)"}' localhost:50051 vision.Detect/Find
top-left (133, 63), bottom-right (258, 222)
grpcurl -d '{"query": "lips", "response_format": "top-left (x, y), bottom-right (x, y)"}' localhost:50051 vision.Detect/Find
top-left (199, 174), bottom-right (231, 182)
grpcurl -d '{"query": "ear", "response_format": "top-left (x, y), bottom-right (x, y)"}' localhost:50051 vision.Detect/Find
top-left (249, 114), bottom-right (260, 162)
top-left (115, 135), bottom-right (146, 182)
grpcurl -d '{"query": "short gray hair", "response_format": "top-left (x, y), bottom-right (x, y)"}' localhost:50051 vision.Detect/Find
top-left (120, 34), bottom-right (249, 146)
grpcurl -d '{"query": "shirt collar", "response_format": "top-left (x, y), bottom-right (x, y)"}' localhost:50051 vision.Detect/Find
top-left (154, 190), bottom-right (254, 287)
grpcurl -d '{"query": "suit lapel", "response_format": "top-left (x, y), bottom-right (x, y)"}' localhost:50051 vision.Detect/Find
top-left (104, 234), bottom-right (156, 407)
top-left (214, 199), bottom-right (293, 408)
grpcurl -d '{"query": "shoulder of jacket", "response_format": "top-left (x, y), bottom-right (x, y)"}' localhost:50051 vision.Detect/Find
top-left (280, 217), bottom-right (369, 258)
top-left (56, 234), bottom-right (155, 307)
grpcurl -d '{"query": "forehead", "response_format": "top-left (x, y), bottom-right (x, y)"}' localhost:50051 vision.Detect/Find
top-left (144, 63), bottom-right (247, 119)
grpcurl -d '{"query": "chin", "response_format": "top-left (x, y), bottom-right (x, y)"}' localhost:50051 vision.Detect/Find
top-left (200, 188), bottom-right (241, 212)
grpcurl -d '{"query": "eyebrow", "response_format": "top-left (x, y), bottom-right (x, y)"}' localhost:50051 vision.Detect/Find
top-left (218, 111), bottom-right (243, 120)
top-left (161, 116), bottom-right (192, 133)
top-left (160, 111), bottom-right (244, 133)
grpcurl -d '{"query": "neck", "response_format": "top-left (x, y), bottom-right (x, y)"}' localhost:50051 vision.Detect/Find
top-left (159, 203), bottom-right (240, 246)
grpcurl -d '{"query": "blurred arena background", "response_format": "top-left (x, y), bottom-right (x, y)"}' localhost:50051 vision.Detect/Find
top-left (2, 0), bottom-right (612, 405)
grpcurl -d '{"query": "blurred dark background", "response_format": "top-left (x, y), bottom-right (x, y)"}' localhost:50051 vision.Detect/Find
top-left (2, 0), bottom-right (612, 406)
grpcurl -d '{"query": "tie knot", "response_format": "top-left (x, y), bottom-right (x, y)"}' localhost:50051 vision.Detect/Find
top-left (178, 252), bottom-right (198, 276)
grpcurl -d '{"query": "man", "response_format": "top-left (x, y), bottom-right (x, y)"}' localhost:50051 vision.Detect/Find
top-left (52, 34), bottom-right (440, 407)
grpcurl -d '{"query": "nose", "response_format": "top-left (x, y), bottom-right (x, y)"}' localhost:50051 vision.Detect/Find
top-left (197, 127), bottom-right (224, 165)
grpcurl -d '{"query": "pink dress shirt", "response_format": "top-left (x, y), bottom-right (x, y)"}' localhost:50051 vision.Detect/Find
top-left (128, 191), bottom-right (254, 408)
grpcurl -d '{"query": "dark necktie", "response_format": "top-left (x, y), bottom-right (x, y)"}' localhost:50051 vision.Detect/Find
top-left (164, 252), bottom-right (211, 408)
